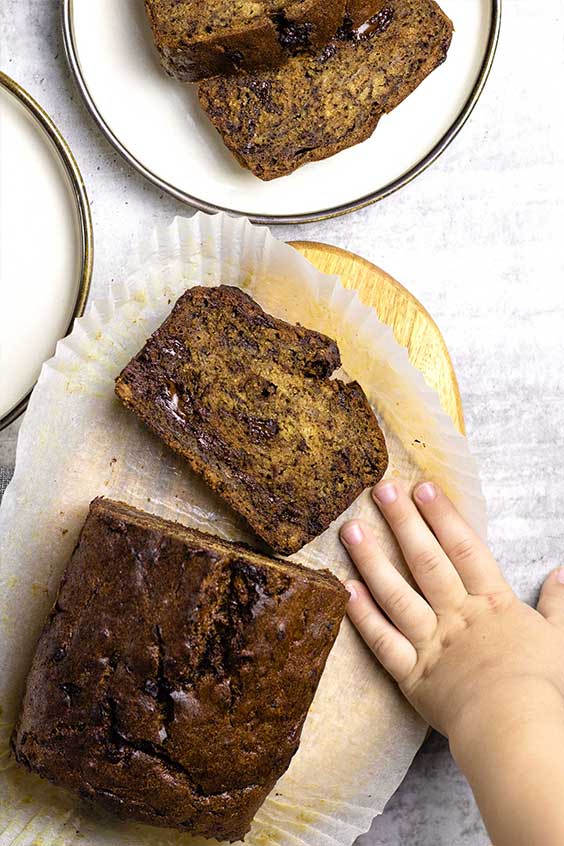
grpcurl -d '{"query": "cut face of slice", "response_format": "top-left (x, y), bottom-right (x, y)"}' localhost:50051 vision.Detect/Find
top-left (115, 285), bottom-right (388, 554)
top-left (198, 0), bottom-right (453, 180)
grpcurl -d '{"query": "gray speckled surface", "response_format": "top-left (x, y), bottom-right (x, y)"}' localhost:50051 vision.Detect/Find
top-left (1, 1), bottom-right (563, 843)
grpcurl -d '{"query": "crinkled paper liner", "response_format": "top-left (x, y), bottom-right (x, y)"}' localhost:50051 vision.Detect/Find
top-left (0, 213), bottom-right (486, 846)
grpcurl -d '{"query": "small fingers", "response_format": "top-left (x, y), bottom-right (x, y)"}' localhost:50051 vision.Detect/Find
top-left (537, 568), bottom-right (564, 627)
top-left (372, 481), bottom-right (467, 613)
top-left (412, 482), bottom-right (508, 595)
top-left (345, 580), bottom-right (418, 682)
top-left (341, 520), bottom-right (436, 644)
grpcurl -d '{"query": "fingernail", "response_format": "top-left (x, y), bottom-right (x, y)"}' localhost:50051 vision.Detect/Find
top-left (341, 522), bottom-right (364, 545)
top-left (556, 569), bottom-right (564, 585)
top-left (373, 482), bottom-right (398, 505)
top-left (414, 482), bottom-right (437, 504)
top-left (345, 582), bottom-right (358, 601)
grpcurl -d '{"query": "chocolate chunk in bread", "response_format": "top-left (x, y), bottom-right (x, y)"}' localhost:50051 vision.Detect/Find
top-left (145, 0), bottom-right (346, 82)
top-left (198, 0), bottom-right (453, 180)
top-left (12, 498), bottom-right (348, 842)
top-left (347, 0), bottom-right (390, 27)
top-left (115, 285), bottom-right (388, 555)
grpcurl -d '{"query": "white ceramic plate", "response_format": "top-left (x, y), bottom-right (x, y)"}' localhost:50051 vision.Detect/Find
top-left (63, 0), bottom-right (500, 223)
top-left (0, 73), bottom-right (92, 429)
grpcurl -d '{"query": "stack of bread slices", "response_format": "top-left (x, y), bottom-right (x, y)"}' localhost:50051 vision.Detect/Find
top-left (145, 0), bottom-right (453, 179)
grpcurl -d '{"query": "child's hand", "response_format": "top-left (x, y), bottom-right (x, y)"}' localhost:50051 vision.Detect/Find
top-left (341, 481), bottom-right (564, 846)
top-left (341, 480), bottom-right (564, 737)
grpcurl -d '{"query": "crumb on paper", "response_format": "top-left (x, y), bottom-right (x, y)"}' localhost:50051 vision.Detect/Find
top-left (413, 439), bottom-right (427, 448)
top-left (95, 331), bottom-right (103, 341)
top-left (65, 381), bottom-right (86, 395)
top-left (134, 290), bottom-right (147, 305)
top-left (253, 831), bottom-right (277, 846)
top-left (61, 529), bottom-right (68, 536)
top-left (201, 236), bottom-right (213, 256)
top-left (110, 457), bottom-right (117, 465)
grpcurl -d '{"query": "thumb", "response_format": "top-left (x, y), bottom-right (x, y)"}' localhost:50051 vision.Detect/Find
top-left (537, 568), bottom-right (564, 627)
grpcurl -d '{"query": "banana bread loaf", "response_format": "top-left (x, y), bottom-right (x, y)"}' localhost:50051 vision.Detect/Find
top-left (198, 0), bottom-right (453, 180)
top-left (115, 285), bottom-right (388, 555)
top-left (12, 498), bottom-right (348, 842)
top-left (145, 0), bottom-right (346, 82)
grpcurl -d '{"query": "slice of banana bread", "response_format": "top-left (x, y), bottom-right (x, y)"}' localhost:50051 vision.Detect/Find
top-left (12, 498), bottom-right (348, 842)
top-left (145, 0), bottom-right (346, 82)
top-left (115, 285), bottom-right (388, 555)
top-left (198, 0), bottom-right (453, 180)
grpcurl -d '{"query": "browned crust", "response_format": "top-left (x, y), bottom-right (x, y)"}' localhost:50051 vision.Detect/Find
top-left (115, 285), bottom-right (388, 555)
top-left (145, 0), bottom-right (346, 82)
top-left (12, 498), bottom-right (347, 841)
top-left (93, 498), bottom-right (348, 590)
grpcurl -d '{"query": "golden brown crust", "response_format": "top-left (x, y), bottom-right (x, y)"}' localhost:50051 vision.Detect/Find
top-left (114, 285), bottom-right (388, 555)
top-left (12, 498), bottom-right (347, 841)
top-left (198, 0), bottom-right (454, 180)
top-left (145, 0), bottom-right (346, 82)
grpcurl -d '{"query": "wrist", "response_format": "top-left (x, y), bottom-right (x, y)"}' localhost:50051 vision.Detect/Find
top-left (449, 677), bottom-right (564, 772)
top-left (448, 680), bottom-right (564, 846)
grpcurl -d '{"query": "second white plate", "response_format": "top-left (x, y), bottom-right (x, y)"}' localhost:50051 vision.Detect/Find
top-left (63, 0), bottom-right (500, 223)
top-left (0, 72), bottom-right (92, 429)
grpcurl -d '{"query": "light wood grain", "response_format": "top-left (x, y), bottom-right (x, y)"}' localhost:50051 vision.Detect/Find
top-left (290, 241), bottom-right (465, 435)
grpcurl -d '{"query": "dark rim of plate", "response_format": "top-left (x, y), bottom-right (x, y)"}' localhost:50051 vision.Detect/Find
top-left (63, 0), bottom-right (501, 225)
top-left (0, 72), bottom-right (93, 432)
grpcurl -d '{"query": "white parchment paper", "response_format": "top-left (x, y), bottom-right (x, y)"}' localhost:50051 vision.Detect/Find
top-left (0, 213), bottom-right (486, 846)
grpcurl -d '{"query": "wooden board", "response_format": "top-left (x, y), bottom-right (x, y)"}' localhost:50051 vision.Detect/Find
top-left (291, 241), bottom-right (465, 435)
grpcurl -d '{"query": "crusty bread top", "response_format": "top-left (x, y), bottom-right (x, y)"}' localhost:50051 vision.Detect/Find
top-left (147, 0), bottom-right (324, 41)
top-left (145, 0), bottom-right (346, 82)
top-left (198, 0), bottom-right (453, 180)
top-left (93, 498), bottom-right (347, 588)
top-left (115, 285), bottom-right (388, 555)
